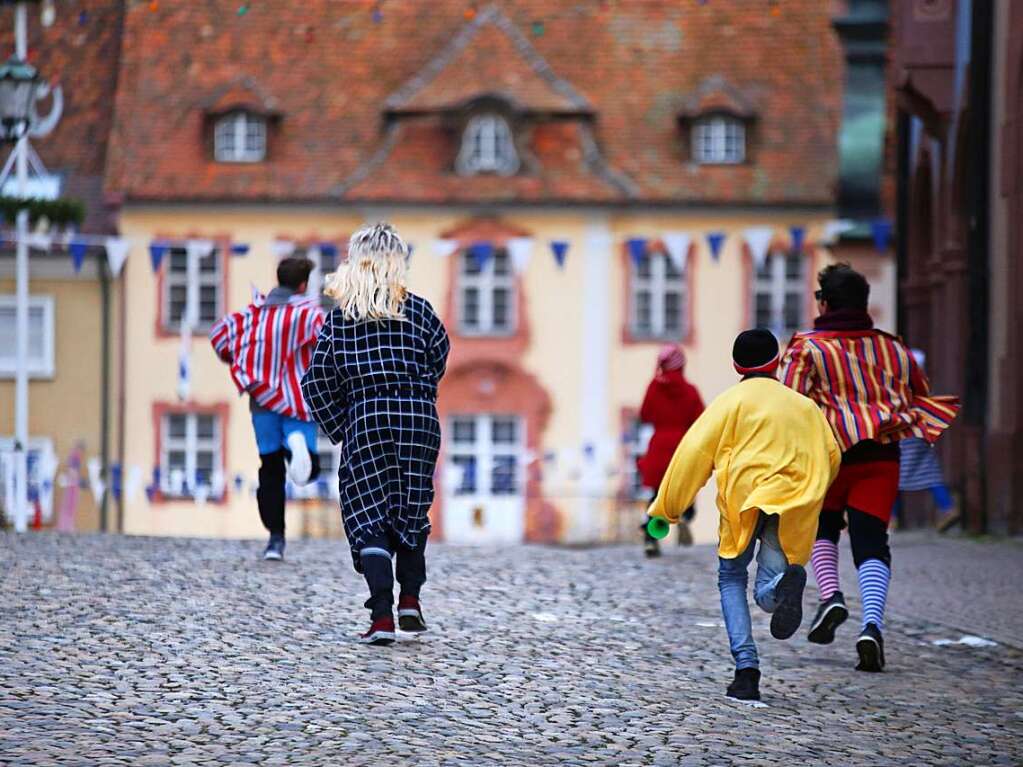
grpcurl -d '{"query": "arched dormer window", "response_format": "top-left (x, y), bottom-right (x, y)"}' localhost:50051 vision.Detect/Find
top-left (691, 114), bottom-right (746, 165)
top-left (214, 110), bottom-right (267, 163)
top-left (456, 114), bottom-right (519, 176)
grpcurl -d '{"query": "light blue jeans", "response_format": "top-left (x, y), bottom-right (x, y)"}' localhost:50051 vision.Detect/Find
top-left (717, 513), bottom-right (788, 670)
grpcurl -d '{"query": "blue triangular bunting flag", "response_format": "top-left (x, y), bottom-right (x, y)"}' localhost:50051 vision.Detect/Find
top-left (149, 241), bottom-right (169, 273)
top-left (706, 231), bottom-right (726, 262)
top-left (319, 242), bottom-right (339, 266)
top-left (230, 243), bottom-right (250, 257)
top-left (871, 218), bottom-right (893, 252)
top-left (789, 225), bottom-right (806, 254)
top-left (469, 241), bottom-right (494, 270)
top-left (550, 240), bottom-right (569, 269)
top-left (69, 240), bottom-right (88, 273)
top-left (626, 237), bottom-right (647, 268)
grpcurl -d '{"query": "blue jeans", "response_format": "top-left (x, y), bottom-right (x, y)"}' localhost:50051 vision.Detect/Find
top-left (251, 410), bottom-right (318, 456)
top-left (717, 513), bottom-right (789, 671)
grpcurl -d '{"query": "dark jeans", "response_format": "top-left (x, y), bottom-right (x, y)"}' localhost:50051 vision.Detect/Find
top-left (256, 449), bottom-right (321, 537)
top-left (816, 507), bottom-right (891, 568)
top-left (361, 531), bottom-right (428, 620)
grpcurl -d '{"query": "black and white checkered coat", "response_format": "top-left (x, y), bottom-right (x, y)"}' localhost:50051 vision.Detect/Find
top-left (301, 293), bottom-right (449, 568)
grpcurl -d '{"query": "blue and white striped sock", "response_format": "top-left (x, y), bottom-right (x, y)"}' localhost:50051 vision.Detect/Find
top-left (857, 559), bottom-right (890, 631)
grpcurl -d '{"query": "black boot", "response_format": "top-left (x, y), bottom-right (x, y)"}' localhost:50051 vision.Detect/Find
top-left (726, 668), bottom-right (761, 701)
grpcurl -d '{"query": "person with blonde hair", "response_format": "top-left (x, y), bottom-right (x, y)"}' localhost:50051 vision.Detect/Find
top-left (302, 222), bottom-right (449, 645)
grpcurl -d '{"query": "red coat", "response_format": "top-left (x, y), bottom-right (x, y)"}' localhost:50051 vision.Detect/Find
top-left (637, 370), bottom-right (705, 490)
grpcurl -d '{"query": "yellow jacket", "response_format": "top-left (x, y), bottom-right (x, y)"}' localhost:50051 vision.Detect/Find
top-left (648, 377), bottom-right (840, 564)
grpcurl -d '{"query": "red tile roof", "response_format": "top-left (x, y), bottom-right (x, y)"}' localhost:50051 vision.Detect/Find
top-left (106, 0), bottom-right (843, 206)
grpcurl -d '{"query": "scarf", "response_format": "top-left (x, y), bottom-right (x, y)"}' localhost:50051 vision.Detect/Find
top-left (814, 308), bottom-right (874, 332)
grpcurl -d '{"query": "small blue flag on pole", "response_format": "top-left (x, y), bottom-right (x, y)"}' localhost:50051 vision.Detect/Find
top-left (230, 243), bottom-right (250, 257)
top-left (871, 218), bottom-right (893, 252)
top-left (69, 240), bottom-right (88, 273)
top-left (706, 231), bottom-right (726, 262)
top-left (469, 241), bottom-right (494, 270)
top-left (550, 240), bottom-right (569, 269)
top-left (789, 225), bottom-right (806, 254)
top-left (149, 241), bottom-right (169, 273)
top-left (626, 237), bottom-right (647, 268)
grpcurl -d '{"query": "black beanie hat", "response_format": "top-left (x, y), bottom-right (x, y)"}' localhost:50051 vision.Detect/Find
top-left (733, 329), bottom-right (780, 375)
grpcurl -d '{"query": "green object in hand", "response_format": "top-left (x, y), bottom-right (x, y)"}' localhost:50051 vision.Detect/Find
top-left (647, 517), bottom-right (670, 540)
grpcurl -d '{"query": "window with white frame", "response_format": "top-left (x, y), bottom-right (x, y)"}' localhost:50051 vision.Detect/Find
top-left (692, 115), bottom-right (746, 164)
top-left (457, 247), bottom-right (515, 336)
top-left (163, 246), bottom-right (223, 331)
top-left (631, 250), bottom-right (687, 340)
top-left (621, 416), bottom-right (654, 500)
top-left (0, 295), bottom-right (54, 379)
top-left (448, 414), bottom-right (523, 497)
top-left (456, 114), bottom-right (519, 176)
top-left (753, 250), bottom-right (806, 339)
top-left (160, 412), bottom-right (222, 499)
top-left (214, 111), bottom-right (267, 163)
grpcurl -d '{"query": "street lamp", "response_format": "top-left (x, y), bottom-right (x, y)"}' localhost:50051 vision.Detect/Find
top-left (0, 56), bottom-right (39, 143)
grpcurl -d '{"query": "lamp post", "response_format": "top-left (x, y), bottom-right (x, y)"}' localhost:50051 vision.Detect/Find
top-left (0, 0), bottom-right (61, 532)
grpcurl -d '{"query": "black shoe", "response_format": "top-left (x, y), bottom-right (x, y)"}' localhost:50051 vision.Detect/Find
top-left (677, 520), bottom-right (694, 547)
top-left (855, 622), bottom-right (886, 672)
top-left (807, 592), bottom-right (849, 645)
top-left (769, 564), bottom-right (806, 640)
top-left (726, 668), bottom-right (761, 701)
top-left (643, 536), bottom-right (661, 558)
top-left (263, 535), bottom-right (285, 561)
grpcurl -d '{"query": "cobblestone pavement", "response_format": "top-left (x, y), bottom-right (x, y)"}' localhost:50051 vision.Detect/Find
top-left (1, 532), bottom-right (1021, 766)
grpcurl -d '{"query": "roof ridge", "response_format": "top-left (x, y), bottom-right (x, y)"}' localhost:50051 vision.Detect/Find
top-left (384, 3), bottom-right (590, 112)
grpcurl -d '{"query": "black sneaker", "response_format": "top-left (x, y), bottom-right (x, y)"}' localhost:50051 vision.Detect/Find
top-left (770, 564), bottom-right (807, 640)
top-left (726, 667), bottom-right (761, 701)
top-left (263, 536), bottom-right (285, 561)
top-left (855, 622), bottom-right (886, 672)
top-left (807, 592), bottom-right (849, 645)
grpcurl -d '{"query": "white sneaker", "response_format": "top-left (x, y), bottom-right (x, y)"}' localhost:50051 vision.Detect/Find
top-left (285, 431), bottom-right (312, 485)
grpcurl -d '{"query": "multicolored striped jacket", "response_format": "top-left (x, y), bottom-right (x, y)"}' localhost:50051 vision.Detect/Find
top-left (209, 290), bottom-right (325, 421)
top-left (781, 329), bottom-right (959, 452)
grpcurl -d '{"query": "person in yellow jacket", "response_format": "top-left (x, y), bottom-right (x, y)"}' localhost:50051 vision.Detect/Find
top-left (648, 329), bottom-right (840, 701)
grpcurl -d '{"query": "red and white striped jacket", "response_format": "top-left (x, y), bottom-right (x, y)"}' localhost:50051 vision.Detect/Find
top-left (209, 293), bottom-right (326, 421)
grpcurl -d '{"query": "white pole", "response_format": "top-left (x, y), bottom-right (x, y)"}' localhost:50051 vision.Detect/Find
top-left (12, 1), bottom-right (29, 532)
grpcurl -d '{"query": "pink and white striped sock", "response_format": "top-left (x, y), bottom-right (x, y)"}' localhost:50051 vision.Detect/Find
top-left (810, 539), bottom-right (841, 601)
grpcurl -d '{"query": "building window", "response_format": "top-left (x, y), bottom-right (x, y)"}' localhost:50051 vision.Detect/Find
top-left (630, 251), bottom-right (687, 340)
top-left (692, 115), bottom-right (746, 164)
top-left (448, 414), bottom-right (523, 497)
top-left (160, 412), bottom-right (222, 499)
top-left (162, 246), bottom-right (223, 332)
top-left (621, 416), bottom-right (654, 500)
top-left (753, 250), bottom-right (806, 339)
top-left (457, 247), bottom-right (515, 336)
top-left (0, 295), bottom-right (55, 379)
top-left (456, 114), bottom-right (519, 176)
top-left (214, 111), bottom-right (267, 163)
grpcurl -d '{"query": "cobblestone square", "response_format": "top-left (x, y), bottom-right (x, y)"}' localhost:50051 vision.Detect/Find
top-left (2, 532), bottom-right (1021, 766)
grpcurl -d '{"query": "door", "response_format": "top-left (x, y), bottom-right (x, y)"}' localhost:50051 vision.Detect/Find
top-left (443, 414), bottom-right (525, 544)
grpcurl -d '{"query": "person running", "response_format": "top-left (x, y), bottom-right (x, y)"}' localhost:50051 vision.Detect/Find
top-left (648, 329), bottom-right (840, 701)
top-left (302, 222), bottom-right (449, 646)
top-left (210, 256), bottom-right (325, 561)
top-left (782, 263), bottom-right (959, 672)
top-left (636, 345), bottom-right (704, 556)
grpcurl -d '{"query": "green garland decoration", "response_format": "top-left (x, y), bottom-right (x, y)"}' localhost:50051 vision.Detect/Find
top-left (0, 196), bottom-right (85, 227)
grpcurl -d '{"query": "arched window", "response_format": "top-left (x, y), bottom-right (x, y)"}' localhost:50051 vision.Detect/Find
top-left (692, 115), bottom-right (746, 164)
top-left (214, 111), bottom-right (267, 163)
top-left (456, 114), bottom-right (519, 176)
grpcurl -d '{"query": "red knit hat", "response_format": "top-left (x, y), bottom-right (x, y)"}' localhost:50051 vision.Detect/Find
top-left (657, 345), bottom-right (686, 373)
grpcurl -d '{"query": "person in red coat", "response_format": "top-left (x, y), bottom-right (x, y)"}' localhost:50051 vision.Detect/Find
top-left (637, 345), bottom-right (705, 556)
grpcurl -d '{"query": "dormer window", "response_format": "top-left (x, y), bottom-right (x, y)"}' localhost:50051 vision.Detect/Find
top-left (692, 115), bottom-right (746, 165)
top-left (456, 114), bottom-right (519, 176)
top-left (214, 111), bottom-right (267, 163)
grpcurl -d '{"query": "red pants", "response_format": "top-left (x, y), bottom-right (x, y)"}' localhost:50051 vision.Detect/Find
top-left (822, 459), bottom-right (900, 524)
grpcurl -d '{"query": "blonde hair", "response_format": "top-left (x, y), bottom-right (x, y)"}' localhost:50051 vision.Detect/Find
top-left (325, 222), bottom-right (410, 321)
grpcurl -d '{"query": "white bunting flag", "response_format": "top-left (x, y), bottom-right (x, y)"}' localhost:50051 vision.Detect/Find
top-left (661, 231), bottom-right (691, 272)
top-left (431, 239), bottom-right (458, 259)
top-left (27, 231), bottom-right (53, 250)
top-left (822, 219), bottom-right (857, 245)
top-left (104, 237), bottom-right (130, 277)
top-left (271, 239), bottom-right (296, 259)
top-left (507, 237), bottom-right (534, 274)
top-left (210, 470), bottom-right (225, 500)
top-left (250, 283), bottom-right (266, 306)
top-left (743, 226), bottom-right (774, 271)
top-left (86, 457), bottom-right (106, 505)
top-left (125, 464), bottom-right (144, 502)
top-left (194, 484), bottom-right (210, 506)
top-left (177, 317), bottom-right (192, 402)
